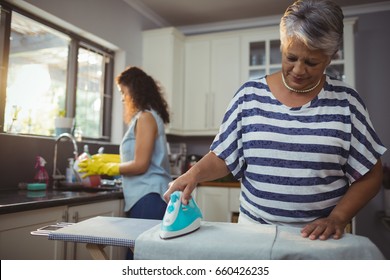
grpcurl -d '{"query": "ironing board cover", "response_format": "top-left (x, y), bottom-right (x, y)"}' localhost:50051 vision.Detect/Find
top-left (48, 216), bottom-right (160, 248)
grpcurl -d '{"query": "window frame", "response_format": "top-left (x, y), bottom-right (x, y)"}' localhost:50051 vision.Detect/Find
top-left (0, 2), bottom-right (114, 141)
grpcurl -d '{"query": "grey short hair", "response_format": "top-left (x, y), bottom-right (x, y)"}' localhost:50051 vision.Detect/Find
top-left (280, 0), bottom-right (344, 57)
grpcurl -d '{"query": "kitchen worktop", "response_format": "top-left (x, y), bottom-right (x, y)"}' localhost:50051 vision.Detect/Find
top-left (0, 187), bottom-right (123, 215)
top-left (198, 181), bottom-right (240, 188)
top-left (0, 180), bottom-right (238, 215)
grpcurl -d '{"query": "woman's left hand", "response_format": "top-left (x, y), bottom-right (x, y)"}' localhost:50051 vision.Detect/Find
top-left (300, 217), bottom-right (347, 240)
top-left (301, 160), bottom-right (383, 241)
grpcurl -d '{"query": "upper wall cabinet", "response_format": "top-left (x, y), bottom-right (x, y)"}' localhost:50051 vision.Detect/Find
top-left (240, 26), bottom-right (282, 83)
top-left (184, 34), bottom-right (240, 135)
top-left (142, 27), bottom-right (185, 134)
top-left (142, 18), bottom-right (356, 136)
top-left (240, 18), bottom-right (356, 87)
top-left (326, 17), bottom-right (356, 87)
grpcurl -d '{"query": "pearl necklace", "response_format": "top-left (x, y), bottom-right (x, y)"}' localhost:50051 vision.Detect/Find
top-left (281, 73), bottom-right (322, 94)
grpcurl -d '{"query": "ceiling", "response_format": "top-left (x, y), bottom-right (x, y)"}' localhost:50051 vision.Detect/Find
top-left (125, 0), bottom-right (389, 27)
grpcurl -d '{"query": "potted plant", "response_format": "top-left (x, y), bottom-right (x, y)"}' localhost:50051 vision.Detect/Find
top-left (54, 110), bottom-right (74, 136)
top-left (383, 164), bottom-right (390, 216)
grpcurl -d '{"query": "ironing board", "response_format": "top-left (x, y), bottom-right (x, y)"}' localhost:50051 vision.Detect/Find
top-left (46, 216), bottom-right (384, 260)
top-left (48, 216), bottom-right (160, 260)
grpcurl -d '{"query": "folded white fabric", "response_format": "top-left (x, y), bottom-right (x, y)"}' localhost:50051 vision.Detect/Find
top-left (134, 221), bottom-right (276, 260)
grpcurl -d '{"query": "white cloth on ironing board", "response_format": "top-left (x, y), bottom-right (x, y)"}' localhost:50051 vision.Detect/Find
top-left (134, 221), bottom-right (385, 260)
top-left (134, 221), bottom-right (276, 260)
top-left (271, 225), bottom-right (385, 260)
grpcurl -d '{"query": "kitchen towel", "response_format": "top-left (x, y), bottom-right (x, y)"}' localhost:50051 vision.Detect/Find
top-left (134, 221), bottom-right (277, 260)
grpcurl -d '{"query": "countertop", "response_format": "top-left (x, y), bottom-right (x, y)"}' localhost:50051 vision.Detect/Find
top-left (0, 187), bottom-right (123, 215)
top-left (0, 181), bottom-right (238, 215)
top-left (198, 181), bottom-right (240, 188)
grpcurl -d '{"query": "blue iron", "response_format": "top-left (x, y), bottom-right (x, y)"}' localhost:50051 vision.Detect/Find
top-left (160, 191), bottom-right (203, 239)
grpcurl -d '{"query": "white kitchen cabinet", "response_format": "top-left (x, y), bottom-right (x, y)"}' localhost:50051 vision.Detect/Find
top-left (184, 34), bottom-right (241, 135)
top-left (0, 199), bottom-right (124, 260)
top-left (240, 26), bottom-right (282, 83)
top-left (211, 36), bottom-right (241, 133)
top-left (240, 18), bottom-right (356, 87)
top-left (0, 206), bottom-right (67, 260)
top-left (229, 187), bottom-right (241, 213)
top-left (142, 27), bottom-right (185, 134)
top-left (326, 18), bottom-right (356, 87)
top-left (65, 199), bottom-right (124, 260)
top-left (195, 186), bottom-right (240, 223)
top-left (183, 39), bottom-right (210, 134)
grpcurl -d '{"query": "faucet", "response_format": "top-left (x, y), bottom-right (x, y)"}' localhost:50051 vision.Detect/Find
top-left (52, 133), bottom-right (78, 182)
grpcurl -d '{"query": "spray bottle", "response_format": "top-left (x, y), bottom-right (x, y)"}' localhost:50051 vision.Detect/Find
top-left (34, 156), bottom-right (49, 187)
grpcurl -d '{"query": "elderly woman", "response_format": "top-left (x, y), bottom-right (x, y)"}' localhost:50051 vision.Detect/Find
top-left (165, 0), bottom-right (387, 241)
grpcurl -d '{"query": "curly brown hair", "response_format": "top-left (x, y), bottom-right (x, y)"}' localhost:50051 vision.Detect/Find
top-left (115, 66), bottom-right (170, 124)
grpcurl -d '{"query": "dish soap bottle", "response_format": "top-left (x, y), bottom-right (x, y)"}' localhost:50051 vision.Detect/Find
top-left (74, 145), bottom-right (101, 187)
top-left (34, 156), bottom-right (49, 187)
top-left (66, 158), bottom-right (76, 183)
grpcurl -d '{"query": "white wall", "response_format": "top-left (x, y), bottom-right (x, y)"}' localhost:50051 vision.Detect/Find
top-left (353, 10), bottom-right (390, 260)
top-left (355, 11), bottom-right (390, 164)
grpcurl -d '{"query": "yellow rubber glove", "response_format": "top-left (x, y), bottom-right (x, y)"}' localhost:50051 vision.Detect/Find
top-left (91, 153), bottom-right (120, 163)
top-left (78, 158), bottom-right (120, 178)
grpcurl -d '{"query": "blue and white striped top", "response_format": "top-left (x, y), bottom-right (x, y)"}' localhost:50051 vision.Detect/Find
top-left (211, 75), bottom-right (387, 226)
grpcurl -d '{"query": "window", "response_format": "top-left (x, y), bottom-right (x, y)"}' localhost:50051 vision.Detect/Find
top-left (0, 3), bottom-right (114, 140)
top-left (76, 47), bottom-right (107, 139)
top-left (5, 12), bottom-right (69, 135)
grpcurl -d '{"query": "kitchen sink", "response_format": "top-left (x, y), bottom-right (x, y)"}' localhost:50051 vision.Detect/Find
top-left (54, 181), bottom-right (121, 192)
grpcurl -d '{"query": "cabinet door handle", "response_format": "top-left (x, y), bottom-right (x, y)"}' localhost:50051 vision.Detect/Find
top-left (61, 210), bottom-right (69, 260)
top-left (72, 211), bottom-right (79, 223)
top-left (62, 210), bottom-right (68, 222)
top-left (205, 92), bottom-right (215, 129)
top-left (205, 93), bottom-right (210, 128)
top-left (210, 92), bottom-right (215, 128)
top-left (59, 210), bottom-right (71, 259)
top-left (71, 211), bottom-right (79, 259)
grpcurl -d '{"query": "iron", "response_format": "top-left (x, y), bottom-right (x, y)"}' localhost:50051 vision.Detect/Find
top-left (160, 191), bottom-right (203, 239)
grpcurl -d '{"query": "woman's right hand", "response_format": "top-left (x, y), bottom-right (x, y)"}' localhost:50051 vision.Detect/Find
top-left (164, 151), bottom-right (231, 204)
top-left (163, 171), bottom-right (198, 205)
